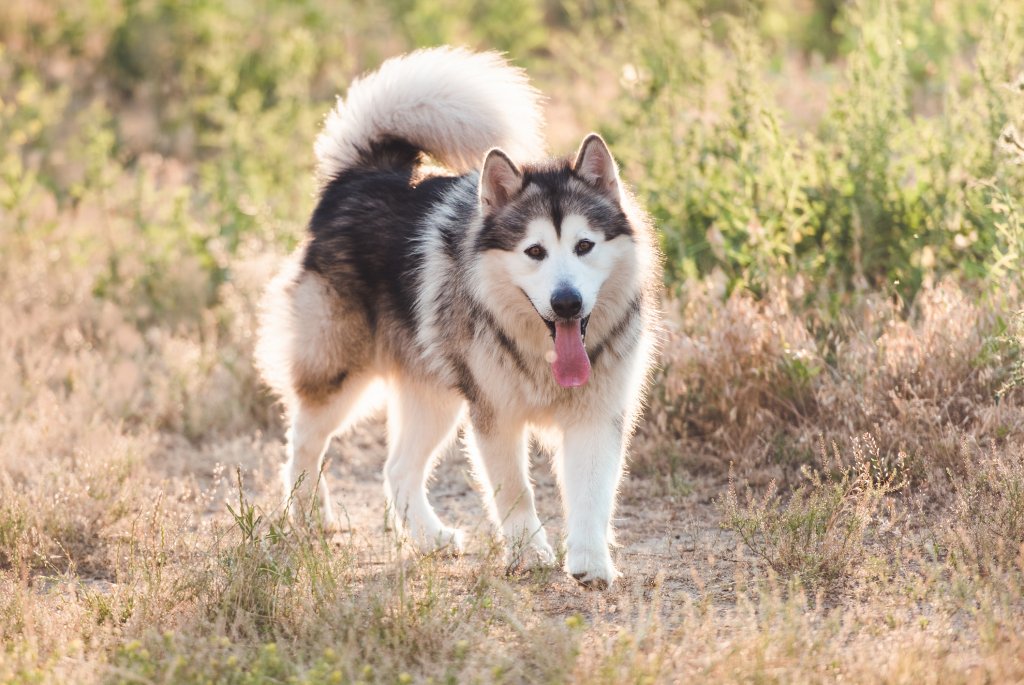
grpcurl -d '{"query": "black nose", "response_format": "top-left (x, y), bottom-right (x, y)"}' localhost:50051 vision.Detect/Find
top-left (550, 286), bottom-right (582, 319)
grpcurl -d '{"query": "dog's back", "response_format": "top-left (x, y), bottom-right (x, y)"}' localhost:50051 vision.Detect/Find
top-left (255, 48), bottom-right (546, 410)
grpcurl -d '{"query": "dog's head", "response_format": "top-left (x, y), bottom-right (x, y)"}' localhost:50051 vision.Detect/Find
top-left (473, 134), bottom-right (641, 389)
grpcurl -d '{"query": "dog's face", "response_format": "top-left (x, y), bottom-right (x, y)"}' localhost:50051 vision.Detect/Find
top-left (474, 135), bottom-right (637, 388)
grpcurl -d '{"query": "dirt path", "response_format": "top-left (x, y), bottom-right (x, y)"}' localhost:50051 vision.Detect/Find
top-left (287, 418), bottom-right (745, 623)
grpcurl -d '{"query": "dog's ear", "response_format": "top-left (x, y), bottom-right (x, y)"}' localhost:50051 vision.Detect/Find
top-left (573, 133), bottom-right (621, 203)
top-left (479, 148), bottom-right (522, 213)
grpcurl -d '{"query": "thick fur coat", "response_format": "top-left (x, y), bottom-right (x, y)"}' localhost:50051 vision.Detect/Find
top-left (256, 47), bottom-right (661, 588)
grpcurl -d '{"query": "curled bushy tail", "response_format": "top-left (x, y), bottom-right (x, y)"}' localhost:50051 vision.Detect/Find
top-left (314, 47), bottom-right (545, 183)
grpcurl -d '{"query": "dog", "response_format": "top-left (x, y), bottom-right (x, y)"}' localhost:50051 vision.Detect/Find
top-left (255, 47), bottom-right (661, 588)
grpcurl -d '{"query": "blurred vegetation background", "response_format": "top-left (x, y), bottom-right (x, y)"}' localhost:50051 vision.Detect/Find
top-left (3, 0), bottom-right (1021, 316)
top-left (2, 0), bottom-right (1022, 473)
top-left (3, 3), bottom-right (1024, 682)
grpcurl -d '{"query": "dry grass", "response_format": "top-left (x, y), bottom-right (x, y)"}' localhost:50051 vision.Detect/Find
top-left (721, 434), bottom-right (904, 588)
top-left (946, 439), bottom-right (1024, 577)
top-left (3, 215), bottom-right (1024, 682)
top-left (637, 278), bottom-right (1024, 486)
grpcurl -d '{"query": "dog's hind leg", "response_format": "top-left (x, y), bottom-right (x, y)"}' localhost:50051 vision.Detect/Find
top-left (383, 380), bottom-right (465, 554)
top-left (283, 375), bottom-right (374, 531)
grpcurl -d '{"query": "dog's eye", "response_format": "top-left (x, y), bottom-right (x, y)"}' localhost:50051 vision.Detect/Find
top-left (575, 239), bottom-right (595, 256)
top-left (525, 244), bottom-right (547, 260)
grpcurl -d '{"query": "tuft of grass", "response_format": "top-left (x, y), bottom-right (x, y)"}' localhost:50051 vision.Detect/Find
top-left (97, 473), bottom-right (580, 685)
top-left (722, 434), bottom-right (905, 588)
top-left (946, 440), bottom-right (1024, 577)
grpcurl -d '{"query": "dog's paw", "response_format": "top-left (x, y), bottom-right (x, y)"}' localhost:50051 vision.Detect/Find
top-left (288, 499), bottom-right (340, 534)
top-left (504, 523), bottom-right (556, 574)
top-left (412, 526), bottom-right (465, 557)
top-left (506, 536), bottom-right (556, 574)
top-left (566, 546), bottom-right (618, 590)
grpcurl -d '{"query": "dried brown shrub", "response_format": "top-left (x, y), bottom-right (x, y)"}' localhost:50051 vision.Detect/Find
top-left (721, 434), bottom-right (905, 588)
top-left (635, 278), bottom-right (1024, 487)
top-left (946, 439), bottom-right (1024, 576)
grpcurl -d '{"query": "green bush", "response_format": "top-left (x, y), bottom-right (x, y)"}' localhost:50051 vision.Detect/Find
top-left (602, 0), bottom-right (1024, 298)
top-left (4, 0), bottom-right (1021, 315)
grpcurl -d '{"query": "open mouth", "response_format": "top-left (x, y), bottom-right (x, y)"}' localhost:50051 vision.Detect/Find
top-left (543, 314), bottom-right (591, 389)
top-left (543, 314), bottom-right (590, 342)
top-left (518, 288), bottom-right (592, 389)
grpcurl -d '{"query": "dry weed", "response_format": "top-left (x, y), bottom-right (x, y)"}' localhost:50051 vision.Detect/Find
top-left (946, 439), bottom-right (1024, 576)
top-left (636, 277), bottom-right (1024, 489)
top-left (721, 434), bottom-right (904, 587)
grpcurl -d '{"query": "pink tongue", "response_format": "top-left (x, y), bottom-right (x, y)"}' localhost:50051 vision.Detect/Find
top-left (552, 320), bottom-right (591, 388)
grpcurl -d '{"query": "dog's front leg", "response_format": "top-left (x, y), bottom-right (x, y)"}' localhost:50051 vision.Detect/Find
top-left (560, 417), bottom-right (625, 589)
top-left (466, 418), bottom-right (555, 570)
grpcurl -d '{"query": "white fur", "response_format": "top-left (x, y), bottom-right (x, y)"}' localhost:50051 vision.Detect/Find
top-left (465, 420), bottom-right (556, 568)
top-left (282, 375), bottom-right (372, 530)
top-left (315, 47), bottom-right (545, 182)
top-left (254, 254), bottom-right (304, 410)
top-left (459, 211), bottom-right (650, 585)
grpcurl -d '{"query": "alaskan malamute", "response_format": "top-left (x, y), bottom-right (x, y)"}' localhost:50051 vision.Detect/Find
top-left (256, 47), bottom-right (661, 588)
